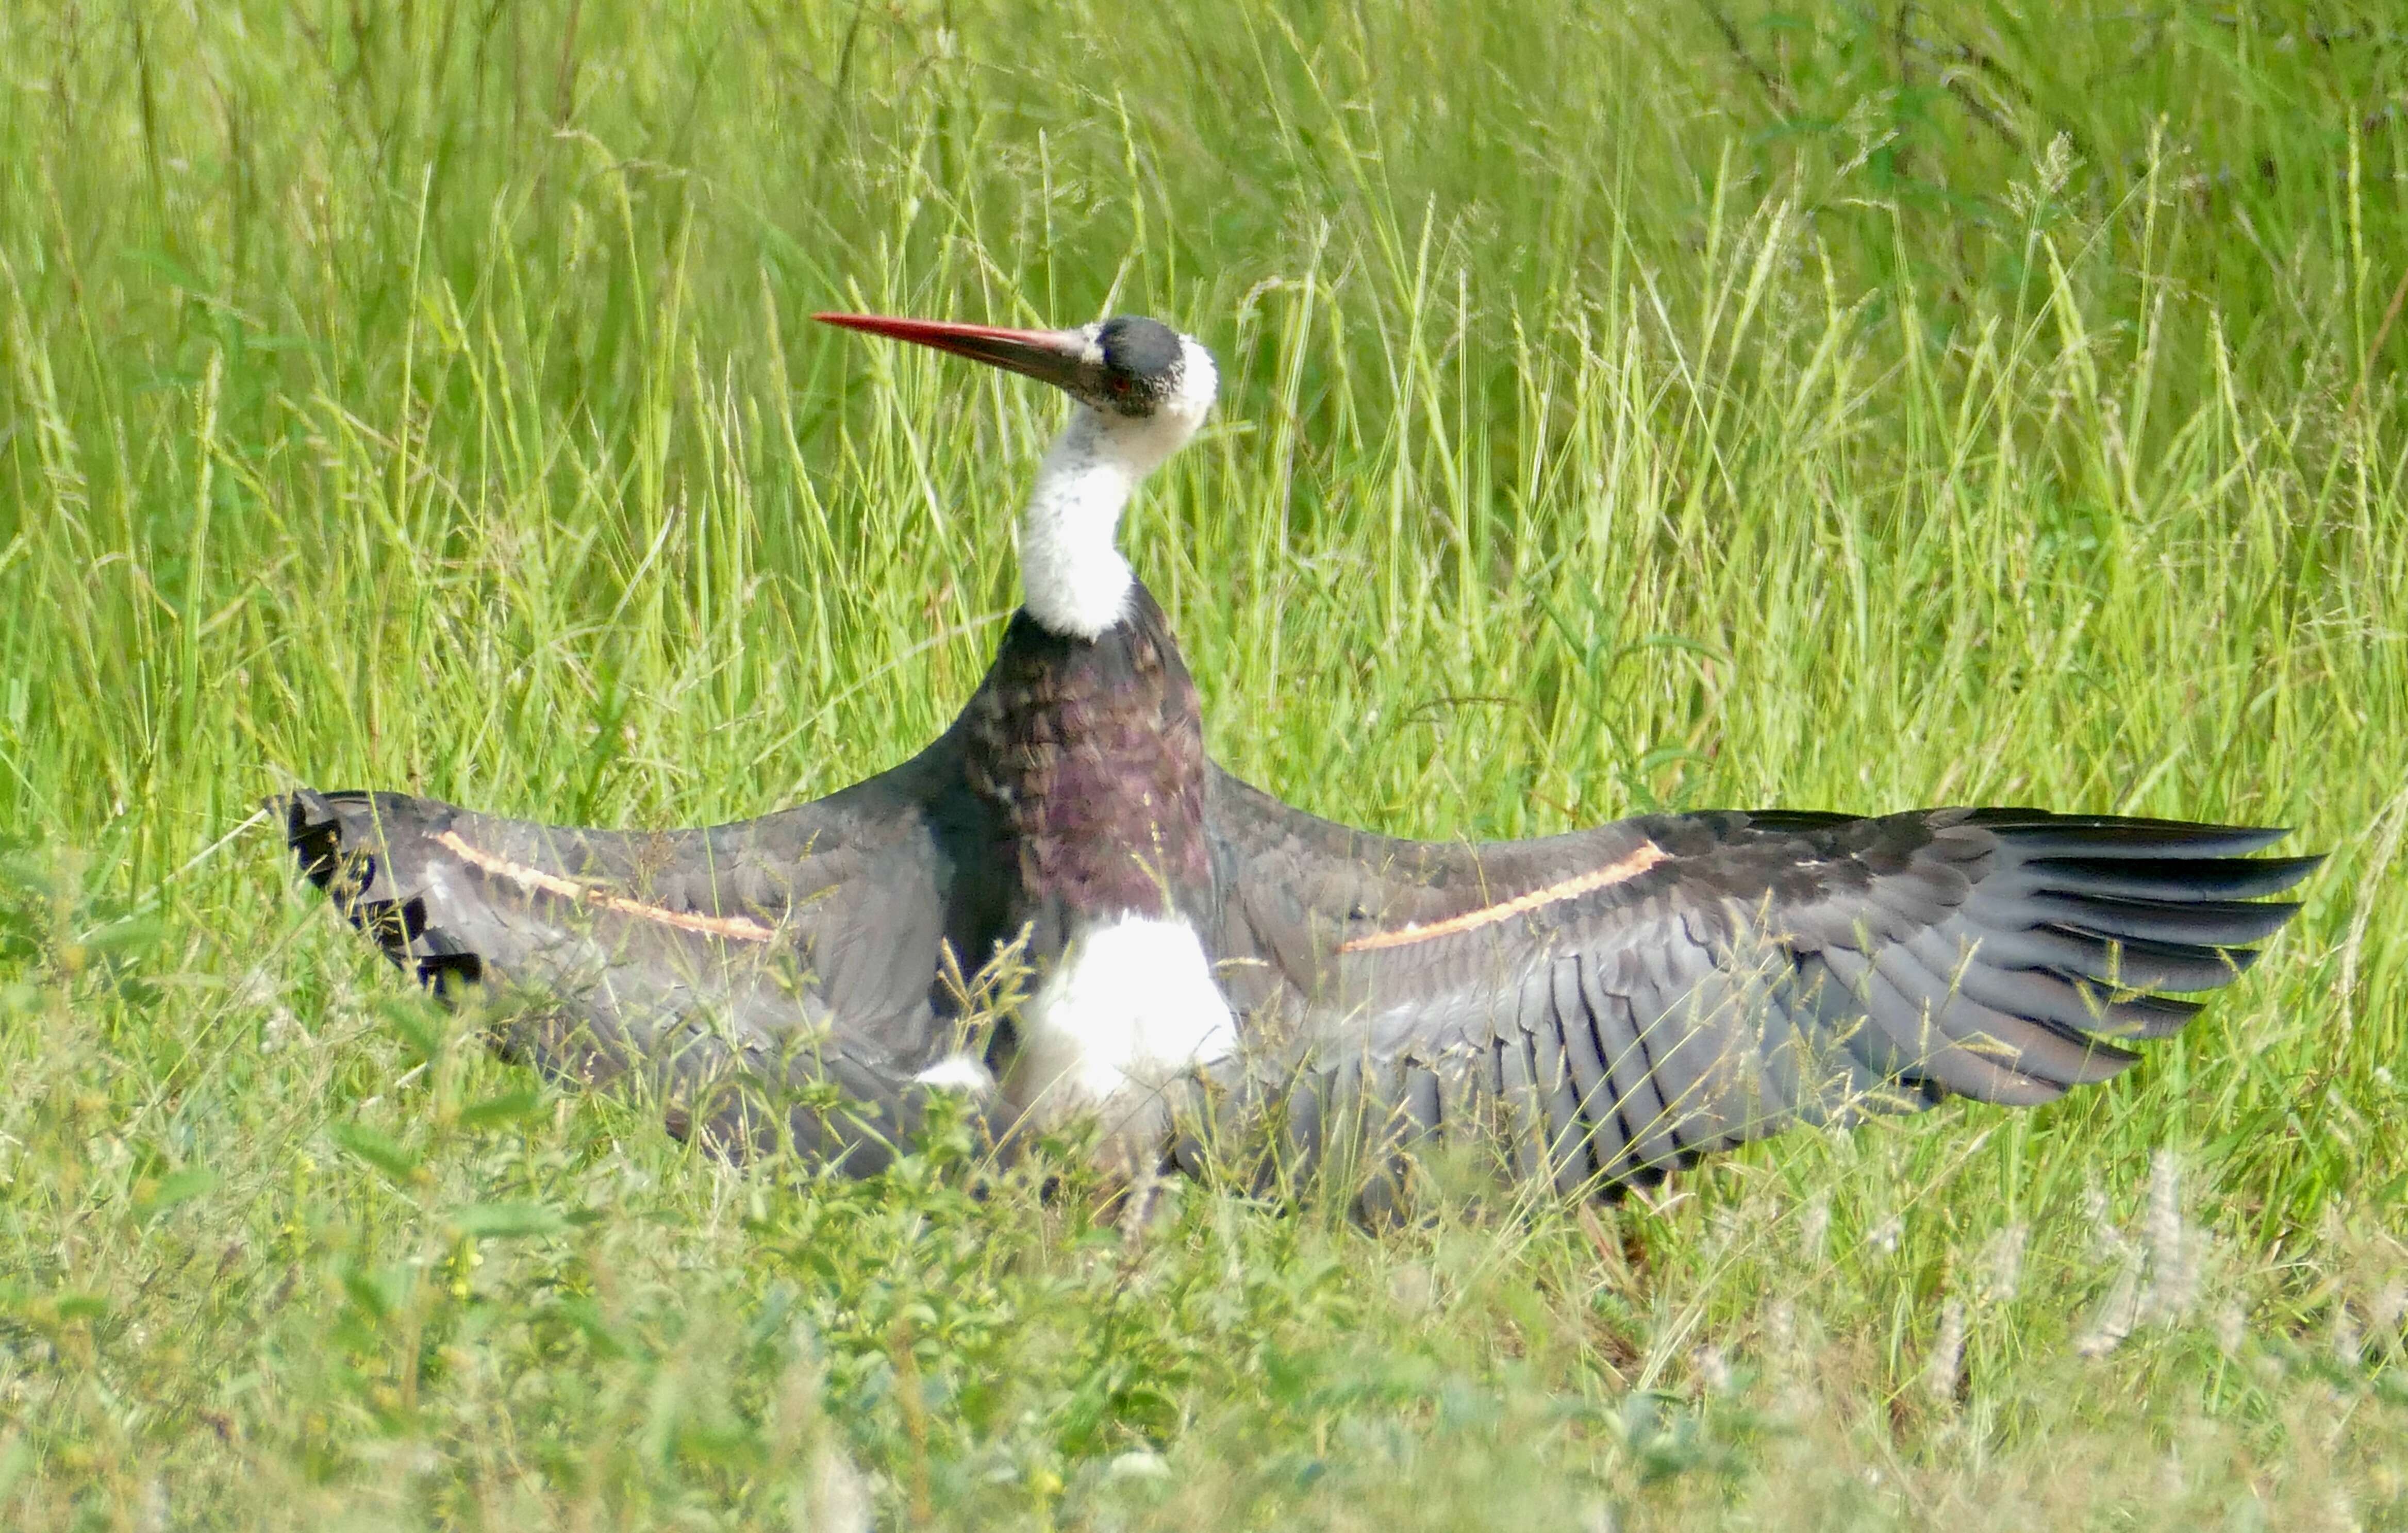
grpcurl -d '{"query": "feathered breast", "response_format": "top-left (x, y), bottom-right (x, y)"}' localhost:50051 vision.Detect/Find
top-left (964, 584), bottom-right (1213, 934)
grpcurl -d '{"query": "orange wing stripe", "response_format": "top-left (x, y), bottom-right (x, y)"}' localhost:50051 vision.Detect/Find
top-left (435, 830), bottom-right (776, 943)
top-left (1338, 842), bottom-right (1668, 953)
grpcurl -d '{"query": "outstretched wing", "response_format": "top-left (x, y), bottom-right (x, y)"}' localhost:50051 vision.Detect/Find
top-left (1204, 770), bottom-right (2318, 1199)
top-left (282, 728), bottom-right (1004, 1172)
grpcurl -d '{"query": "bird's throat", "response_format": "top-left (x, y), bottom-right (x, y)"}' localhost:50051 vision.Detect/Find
top-left (1018, 411), bottom-right (1139, 639)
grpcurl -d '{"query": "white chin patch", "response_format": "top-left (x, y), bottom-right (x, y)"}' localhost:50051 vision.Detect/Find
top-left (1007, 915), bottom-right (1237, 1135)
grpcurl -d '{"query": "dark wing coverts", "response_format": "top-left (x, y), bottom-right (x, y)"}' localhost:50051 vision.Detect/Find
top-left (1206, 771), bottom-right (2317, 1197)
top-left (283, 731), bottom-right (996, 1171)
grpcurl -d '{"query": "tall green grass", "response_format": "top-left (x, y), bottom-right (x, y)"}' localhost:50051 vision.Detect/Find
top-left (3, 1), bottom-right (2405, 1526)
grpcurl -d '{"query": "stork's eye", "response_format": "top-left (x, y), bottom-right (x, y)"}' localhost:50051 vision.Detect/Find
top-left (1108, 375), bottom-right (1134, 395)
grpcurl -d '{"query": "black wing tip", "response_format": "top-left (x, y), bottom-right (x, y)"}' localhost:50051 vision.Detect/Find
top-left (278, 787), bottom-right (356, 891)
top-left (2036, 894), bottom-right (2306, 954)
top-left (1981, 815), bottom-right (2299, 859)
top-left (275, 784), bottom-right (377, 847)
top-left (2025, 852), bottom-right (2326, 903)
top-left (2091, 991), bottom-right (2206, 1041)
top-left (2265, 851), bottom-right (2330, 890)
top-left (276, 785), bottom-right (488, 997)
top-left (1745, 808), bottom-right (2323, 874)
top-left (273, 787), bottom-right (321, 838)
top-left (1839, 812), bottom-right (2322, 1107)
top-left (277, 786), bottom-right (460, 860)
top-left (1992, 819), bottom-right (2322, 976)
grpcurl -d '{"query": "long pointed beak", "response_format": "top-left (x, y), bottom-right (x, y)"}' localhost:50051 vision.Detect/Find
top-left (814, 312), bottom-right (1093, 392)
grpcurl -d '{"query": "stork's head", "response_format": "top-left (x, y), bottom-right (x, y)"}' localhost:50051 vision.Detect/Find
top-left (816, 310), bottom-right (1218, 473)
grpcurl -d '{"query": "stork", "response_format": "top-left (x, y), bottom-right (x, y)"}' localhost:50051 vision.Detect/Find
top-left (282, 309), bottom-right (2320, 1203)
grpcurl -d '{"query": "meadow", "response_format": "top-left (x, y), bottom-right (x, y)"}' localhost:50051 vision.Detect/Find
top-left (3, 0), bottom-right (2406, 1525)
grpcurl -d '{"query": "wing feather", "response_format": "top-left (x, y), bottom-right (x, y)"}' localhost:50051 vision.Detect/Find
top-left (1580, 948), bottom-right (1683, 1173)
top-left (1874, 931), bottom-right (2137, 1087)
top-left (1496, 1006), bottom-right (1547, 1188)
top-left (1206, 768), bottom-right (2319, 1199)
top-left (283, 729), bottom-right (995, 1170)
top-left (1552, 958), bottom-right (1628, 1184)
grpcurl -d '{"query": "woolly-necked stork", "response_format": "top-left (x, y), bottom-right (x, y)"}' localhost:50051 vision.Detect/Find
top-left (281, 311), bottom-right (2319, 1200)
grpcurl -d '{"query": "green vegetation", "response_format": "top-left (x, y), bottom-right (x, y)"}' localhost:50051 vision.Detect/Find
top-left (4, 0), bottom-right (2405, 1525)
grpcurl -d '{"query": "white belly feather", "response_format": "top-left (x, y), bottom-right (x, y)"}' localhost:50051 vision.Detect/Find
top-left (1005, 913), bottom-right (1236, 1137)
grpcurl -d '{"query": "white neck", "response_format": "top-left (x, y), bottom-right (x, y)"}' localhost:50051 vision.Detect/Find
top-left (1015, 334), bottom-right (1218, 641)
top-left (1018, 409), bottom-right (1141, 640)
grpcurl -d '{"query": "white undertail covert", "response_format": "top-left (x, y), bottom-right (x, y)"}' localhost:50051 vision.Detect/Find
top-left (1005, 912), bottom-right (1238, 1142)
